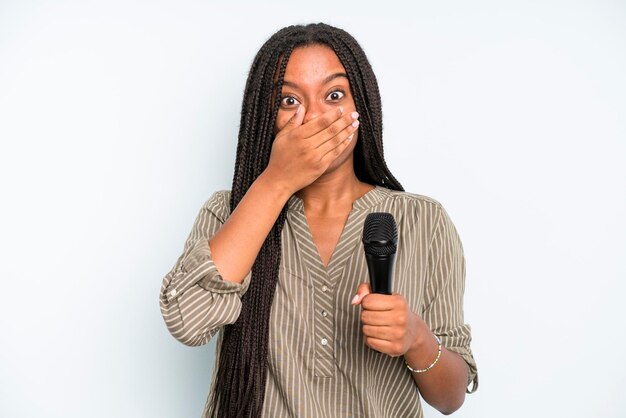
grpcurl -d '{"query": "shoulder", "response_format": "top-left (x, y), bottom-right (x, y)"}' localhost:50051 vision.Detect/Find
top-left (199, 190), bottom-right (232, 222)
top-left (374, 187), bottom-right (461, 240)
top-left (379, 187), bottom-right (444, 209)
top-left (377, 187), bottom-right (446, 220)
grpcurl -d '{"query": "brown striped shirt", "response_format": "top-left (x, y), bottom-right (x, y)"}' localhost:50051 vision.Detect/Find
top-left (159, 186), bottom-right (478, 418)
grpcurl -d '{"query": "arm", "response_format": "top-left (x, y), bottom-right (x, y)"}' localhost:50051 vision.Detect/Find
top-left (209, 105), bottom-right (359, 283)
top-left (208, 172), bottom-right (292, 284)
top-left (353, 206), bottom-right (477, 414)
top-left (403, 315), bottom-right (469, 414)
top-left (353, 286), bottom-right (469, 414)
top-left (160, 106), bottom-right (360, 344)
top-left (159, 192), bottom-right (252, 346)
top-left (160, 179), bottom-right (293, 345)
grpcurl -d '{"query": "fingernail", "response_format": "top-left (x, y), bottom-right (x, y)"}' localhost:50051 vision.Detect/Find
top-left (351, 112), bottom-right (359, 120)
top-left (352, 120), bottom-right (360, 128)
top-left (347, 134), bottom-right (354, 141)
top-left (339, 107), bottom-right (344, 114)
top-left (351, 294), bottom-right (359, 305)
top-left (295, 105), bottom-right (301, 115)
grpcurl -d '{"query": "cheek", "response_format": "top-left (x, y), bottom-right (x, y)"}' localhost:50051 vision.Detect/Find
top-left (275, 110), bottom-right (292, 133)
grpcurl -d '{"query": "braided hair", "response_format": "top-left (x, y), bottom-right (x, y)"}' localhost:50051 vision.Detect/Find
top-left (208, 23), bottom-right (403, 417)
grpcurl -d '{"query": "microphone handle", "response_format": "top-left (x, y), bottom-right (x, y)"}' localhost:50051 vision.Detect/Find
top-left (365, 253), bottom-right (396, 295)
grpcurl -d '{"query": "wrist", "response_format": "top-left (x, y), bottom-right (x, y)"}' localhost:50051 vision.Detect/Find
top-left (405, 315), bottom-right (439, 363)
top-left (255, 170), bottom-right (295, 203)
top-left (405, 334), bottom-right (442, 374)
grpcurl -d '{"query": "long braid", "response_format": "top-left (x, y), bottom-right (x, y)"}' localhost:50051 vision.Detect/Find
top-left (209, 23), bottom-right (403, 418)
top-left (329, 33), bottom-right (402, 190)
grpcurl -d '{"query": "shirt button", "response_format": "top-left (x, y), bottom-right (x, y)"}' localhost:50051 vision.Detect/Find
top-left (321, 310), bottom-right (328, 317)
top-left (321, 338), bottom-right (328, 346)
top-left (321, 285), bottom-right (328, 292)
top-left (169, 288), bottom-right (178, 298)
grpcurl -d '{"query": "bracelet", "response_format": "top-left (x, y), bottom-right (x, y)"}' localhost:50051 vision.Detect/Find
top-left (405, 334), bottom-right (442, 373)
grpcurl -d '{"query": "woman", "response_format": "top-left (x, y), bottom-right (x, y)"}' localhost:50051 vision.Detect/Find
top-left (160, 23), bottom-right (478, 418)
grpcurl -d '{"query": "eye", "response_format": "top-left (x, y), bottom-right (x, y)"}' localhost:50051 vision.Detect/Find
top-left (280, 96), bottom-right (300, 107)
top-left (326, 90), bottom-right (345, 101)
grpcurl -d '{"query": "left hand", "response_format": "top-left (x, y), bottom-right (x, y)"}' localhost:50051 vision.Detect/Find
top-left (352, 283), bottom-right (421, 357)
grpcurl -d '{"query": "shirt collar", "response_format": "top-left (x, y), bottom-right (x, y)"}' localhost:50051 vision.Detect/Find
top-left (286, 186), bottom-right (389, 212)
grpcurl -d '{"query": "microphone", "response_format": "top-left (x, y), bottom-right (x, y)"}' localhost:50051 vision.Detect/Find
top-left (362, 212), bottom-right (397, 295)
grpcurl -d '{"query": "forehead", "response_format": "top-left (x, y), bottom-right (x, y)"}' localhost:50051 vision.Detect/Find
top-left (283, 44), bottom-right (347, 83)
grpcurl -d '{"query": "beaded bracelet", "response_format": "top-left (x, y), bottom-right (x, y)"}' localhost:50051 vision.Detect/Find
top-left (405, 334), bottom-right (442, 373)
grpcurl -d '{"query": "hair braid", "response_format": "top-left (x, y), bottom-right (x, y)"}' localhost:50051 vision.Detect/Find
top-left (209, 23), bottom-right (403, 418)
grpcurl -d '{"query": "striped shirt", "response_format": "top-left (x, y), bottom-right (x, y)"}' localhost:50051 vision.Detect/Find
top-left (159, 186), bottom-right (478, 418)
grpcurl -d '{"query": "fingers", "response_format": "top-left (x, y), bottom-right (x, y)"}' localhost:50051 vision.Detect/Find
top-left (362, 324), bottom-right (404, 342)
top-left (361, 293), bottom-right (400, 311)
top-left (359, 296), bottom-right (417, 357)
top-left (351, 282), bottom-right (371, 305)
top-left (352, 284), bottom-right (401, 310)
top-left (278, 107), bottom-right (358, 161)
top-left (296, 107), bottom-right (345, 138)
top-left (313, 111), bottom-right (359, 147)
top-left (316, 116), bottom-right (360, 160)
top-left (279, 105), bottom-right (305, 133)
top-left (354, 288), bottom-right (419, 357)
top-left (360, 309), bottom-right (401, 326)
top-left (363, 337), bottom-right (403, 357)
top-left (270, 106), bottom-right (358, 191)
top-left (298, 108), bottom-right (359, 143)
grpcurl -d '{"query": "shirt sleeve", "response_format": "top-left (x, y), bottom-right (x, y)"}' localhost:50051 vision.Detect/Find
top-left (422, 205), bottom-right (479, 393)
top-left (159, 190), bottom-right (252, 347)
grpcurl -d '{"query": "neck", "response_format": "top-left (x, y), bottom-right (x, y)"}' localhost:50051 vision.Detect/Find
top-left (297, 161), bottom-right (373, 217)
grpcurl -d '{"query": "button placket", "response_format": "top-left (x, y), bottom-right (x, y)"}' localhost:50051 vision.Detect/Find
top-left (313, 275), bottom-right (335, 377)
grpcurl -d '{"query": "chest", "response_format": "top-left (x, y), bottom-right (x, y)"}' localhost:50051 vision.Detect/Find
top-left (306, 214), bottom-right (350, 267)
top-left (268, 215), bottom-right (428, 381)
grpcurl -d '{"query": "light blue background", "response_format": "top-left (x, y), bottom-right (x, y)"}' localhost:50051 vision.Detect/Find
top-left (1, 1), bottom-right (625, 417)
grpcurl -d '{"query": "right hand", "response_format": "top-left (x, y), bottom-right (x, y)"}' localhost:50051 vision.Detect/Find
top-left (264, 105), bottom-right (360, 194)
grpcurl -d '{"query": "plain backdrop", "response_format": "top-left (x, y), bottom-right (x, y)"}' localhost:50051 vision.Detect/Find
top-left (1, 1), bottom-right (625, 417)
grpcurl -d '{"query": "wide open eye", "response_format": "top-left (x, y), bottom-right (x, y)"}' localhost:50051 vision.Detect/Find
top-left (326, 90), bottom-right (345, 101)
top-left (280, 96), bottom-right (300, 107)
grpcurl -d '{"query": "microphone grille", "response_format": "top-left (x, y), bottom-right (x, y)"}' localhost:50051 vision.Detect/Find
top-left (362, 212), bottom-right (398, 256)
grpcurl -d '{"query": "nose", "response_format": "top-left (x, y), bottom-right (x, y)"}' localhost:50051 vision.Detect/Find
top-left (302, 101), bottom-right (326, 124)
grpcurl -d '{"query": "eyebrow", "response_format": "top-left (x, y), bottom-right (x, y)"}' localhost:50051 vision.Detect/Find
top-left (278, 72), bottom-right (349, 89)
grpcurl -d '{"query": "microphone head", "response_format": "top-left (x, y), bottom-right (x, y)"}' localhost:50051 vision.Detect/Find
top-left (362, 212), bottom-right (398, 256)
